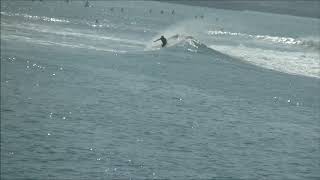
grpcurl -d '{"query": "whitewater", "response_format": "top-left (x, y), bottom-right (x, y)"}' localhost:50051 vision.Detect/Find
top-left (1, 1), bottom-right (319, 179)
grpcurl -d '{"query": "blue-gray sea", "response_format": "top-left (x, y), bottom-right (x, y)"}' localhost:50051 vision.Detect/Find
top-left (1, 1), bottom-right (320, 179)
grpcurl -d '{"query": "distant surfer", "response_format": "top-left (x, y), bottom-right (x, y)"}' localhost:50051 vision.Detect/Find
top-left (154, 35), bottom-right (167, 47)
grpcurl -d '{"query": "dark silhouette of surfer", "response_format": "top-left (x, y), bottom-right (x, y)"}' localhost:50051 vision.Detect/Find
top-left (84, 0), bottom-right (89, 7)
top-left (154, 36), bottom-right (167, 47)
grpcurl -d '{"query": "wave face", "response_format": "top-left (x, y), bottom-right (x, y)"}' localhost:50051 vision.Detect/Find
top-left (205, 30), bottom-right (320, 78)
top-left (1, 1), bottom-right (320, 180)
top-left (143, 25), bottom-right (319, 78)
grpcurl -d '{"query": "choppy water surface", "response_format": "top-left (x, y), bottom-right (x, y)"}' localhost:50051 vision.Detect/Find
top-left (1, 1), bottom-right (320, 179)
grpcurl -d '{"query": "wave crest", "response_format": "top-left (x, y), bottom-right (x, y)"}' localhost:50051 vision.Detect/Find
top-left (207, 30), bottom-right (320, 50)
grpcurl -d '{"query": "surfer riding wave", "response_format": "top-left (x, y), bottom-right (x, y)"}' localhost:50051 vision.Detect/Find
top-left (154, 35), bottom-right (167, 47)
top-left (153, 34), bottom-right (194, 48)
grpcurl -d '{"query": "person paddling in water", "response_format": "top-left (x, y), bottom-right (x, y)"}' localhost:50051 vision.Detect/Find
top-left (154, 35), bottom-right (167, 47)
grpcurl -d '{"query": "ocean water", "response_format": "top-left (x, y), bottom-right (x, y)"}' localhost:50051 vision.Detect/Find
top-left (1, 1), bottom-right (320, 179)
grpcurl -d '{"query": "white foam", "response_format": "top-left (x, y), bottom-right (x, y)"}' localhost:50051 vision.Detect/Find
top-left (209, 44), bottom-right (320, 78)
top-left (208, 30), bottom-right (306, 46)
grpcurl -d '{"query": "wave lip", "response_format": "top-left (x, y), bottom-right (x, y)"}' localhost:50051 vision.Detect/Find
top-left (207, 30), bottom-right (320, 49)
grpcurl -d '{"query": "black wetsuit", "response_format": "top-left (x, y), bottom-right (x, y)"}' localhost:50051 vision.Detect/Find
top-left (154, 36), bottom-right (167, 47)
top-left (160, 36), bottom-right (167, 47)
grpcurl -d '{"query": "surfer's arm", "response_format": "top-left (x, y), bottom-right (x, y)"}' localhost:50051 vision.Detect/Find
top-left (153, 38), bottom-right (160, 42)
